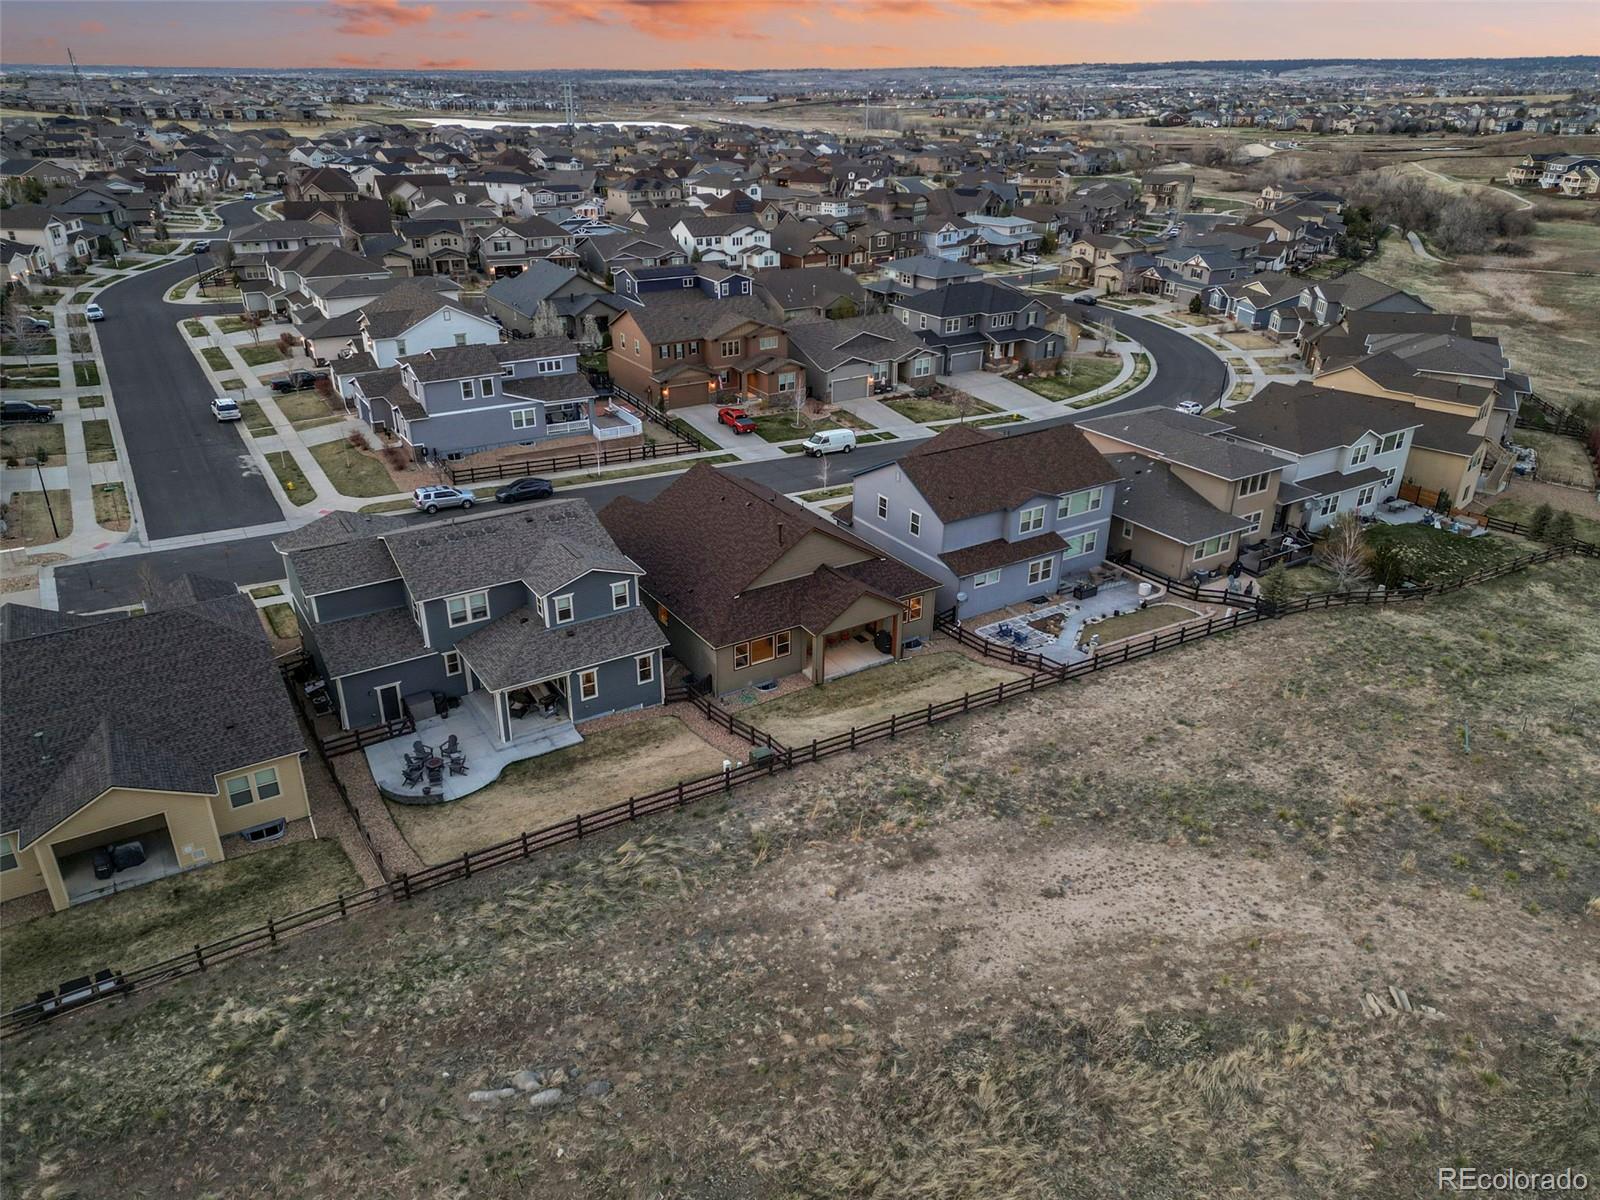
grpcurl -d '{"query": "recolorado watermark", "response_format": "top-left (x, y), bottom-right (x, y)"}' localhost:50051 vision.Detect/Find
top-left (1439, 1167), bottom-right (1590, 1192)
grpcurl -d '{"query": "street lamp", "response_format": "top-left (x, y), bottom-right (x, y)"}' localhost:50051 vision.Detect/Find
top-left (193, 246), bottom-right (207, 297)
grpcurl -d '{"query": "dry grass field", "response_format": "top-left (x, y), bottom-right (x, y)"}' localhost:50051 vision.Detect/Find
top-left (3, 553), bottom-right (1597, 1200)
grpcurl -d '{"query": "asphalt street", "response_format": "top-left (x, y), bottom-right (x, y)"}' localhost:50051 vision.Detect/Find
top-left (92, 198), bottom-right (281, 540)
top-left (60, 240), bottom-right (1226, 612)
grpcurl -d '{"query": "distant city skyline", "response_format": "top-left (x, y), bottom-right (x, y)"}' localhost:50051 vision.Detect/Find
top-left (3, 1), bottom-right (1597, 74)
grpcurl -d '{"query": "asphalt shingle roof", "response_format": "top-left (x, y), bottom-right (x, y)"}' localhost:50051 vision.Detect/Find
top-left (455, 605), bottom-right (668, 692)
top-left (1074, 406), bottom-right (1284, 481)
top-left (1107, 455), bottom-right (1254, 545)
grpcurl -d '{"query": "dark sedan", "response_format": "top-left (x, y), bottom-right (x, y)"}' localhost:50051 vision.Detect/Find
top-left (271, 370), bottom-right (327, 393)
top-left (495, 476), bottom-right (554, 504)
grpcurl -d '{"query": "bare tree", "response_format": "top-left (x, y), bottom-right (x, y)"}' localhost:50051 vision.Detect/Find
top-left (3, 295), bottom-right (49, 365)
top-left (243, 311), bottom-right (265, 344)
top-left (1315, 512), bottom-right (1372, 592)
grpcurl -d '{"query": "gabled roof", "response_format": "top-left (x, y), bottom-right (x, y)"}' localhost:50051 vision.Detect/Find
top-left (622, 294), bottom-right (774, 344)
top-left (1073, 406), bottom-right (1283, 481)
top-left (784, 315), bottom-right (927, 370)
top-left (893, 280), bottom-right (1044, 318)
top-left (1106, 455), bottom-right (1254, 545)
top-left (1224, 382), bottom-right (1425, 455)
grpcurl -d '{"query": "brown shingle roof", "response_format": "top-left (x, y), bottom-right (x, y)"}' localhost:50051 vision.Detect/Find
top-left (889, 423), bottom-right (1120, 523)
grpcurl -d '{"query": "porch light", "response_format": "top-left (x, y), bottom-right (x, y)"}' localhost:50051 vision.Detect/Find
top-left (661, 387), bottom-right (670, 400)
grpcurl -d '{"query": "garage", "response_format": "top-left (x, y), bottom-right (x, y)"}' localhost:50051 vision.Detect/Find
top-left (829, 373), bottom-right (871, 404)
top-left (947, 347), bottom-right (986, 374)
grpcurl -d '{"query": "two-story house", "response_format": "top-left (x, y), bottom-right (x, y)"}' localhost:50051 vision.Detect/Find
top-left (601, 464), bottom-right (939, 692)
top-left (278, 504), bottom-right (667, 754)
top-left (844, 423), bottom-right (1121, 619)
top-left (483, 261), bottom-right (624, 347)
top-left (668, 214), bottom-right (780, 271)
top-left (474, 214), bottom-right (577, 277)
top-left (577, 231), bottom-right (687, 279)
top-left (1216, 383), bottom-right (1425, 532)
top-left (1138, 245), bottom-right (1250, 303)
top-left (228, 218), bottom-right (344, 257)
top-left (1076, 406), bottom-right (1287, 579)
top-left (785, 315), bottom-right (942, 404)
top-left (1062, 233), bottom-right (1141, 293)
top-left (612, 262), bottom-right (754, 305)
top-left (341, 337), bottom-right (620, 460)
top-left (606, 295), bottom-right (801, 410)
top-left (384, 218), bottom-right (472, 278)
top-left (891, 280), bottom-right (1064, 373)
top-left (0, 205), bottom-right (91, 273)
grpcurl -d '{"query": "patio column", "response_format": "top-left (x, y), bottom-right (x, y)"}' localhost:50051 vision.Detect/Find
top-left (812, 632), bottom-right (826, 686)
top-left (496, 689), bottom-right (511, 746)
top-left (891, 613), bottom-right (903, 659)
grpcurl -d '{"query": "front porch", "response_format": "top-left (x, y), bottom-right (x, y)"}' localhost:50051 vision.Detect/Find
top-left (366, 684), bottom-right (581, 803)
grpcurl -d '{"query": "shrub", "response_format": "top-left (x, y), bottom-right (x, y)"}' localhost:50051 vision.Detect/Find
top-left (1188, 294), bottom-right (1204, 314)
top-left (1257, 562), bottom-right (1290, 610)
top-left (1545, 511), bottom-right (1576, 545)
top-left (1526, 502), bottom-right (1554, 539)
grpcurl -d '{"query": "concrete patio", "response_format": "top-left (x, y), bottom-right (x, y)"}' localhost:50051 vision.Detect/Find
top-left (366, 691), bottom-right (582, 804)
top-left (970, 577), bottom-right (1159, 666)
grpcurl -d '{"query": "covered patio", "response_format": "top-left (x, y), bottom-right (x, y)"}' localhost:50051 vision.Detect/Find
top-left (53, 819), bottom-right (184, 907)
top-left (802, 600), bottom-right (903, 684)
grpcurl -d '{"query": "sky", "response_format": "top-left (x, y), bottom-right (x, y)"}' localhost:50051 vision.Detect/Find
top-left (2, 0), bottom-right (1596, 73)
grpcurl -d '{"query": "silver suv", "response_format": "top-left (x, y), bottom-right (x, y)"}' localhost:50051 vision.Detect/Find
top-left (412, 485), bottom-right (475, 514)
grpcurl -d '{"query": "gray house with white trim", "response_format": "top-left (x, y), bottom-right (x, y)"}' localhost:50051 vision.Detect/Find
top-left (843, 423), bottom-right (1120, 619)
top-left (276, 505), bottom-right (668, 745)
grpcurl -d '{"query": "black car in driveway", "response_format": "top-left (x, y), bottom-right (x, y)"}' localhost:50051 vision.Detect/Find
top-left (495, 476), bottom-right (554, 504)
top-left (1, 399), bottom-right (55, 424)
top-left (271, 369), bottom-right (328, 393)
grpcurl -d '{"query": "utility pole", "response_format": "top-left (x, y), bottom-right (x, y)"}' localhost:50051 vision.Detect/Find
top-left (562, 81), bottom-right (578, 131)
top-left (67, 48), bottom-right (109, 172)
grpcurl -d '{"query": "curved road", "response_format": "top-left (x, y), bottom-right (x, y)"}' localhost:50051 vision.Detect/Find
top-left (59, 244), bottom-right (1227, 611)
top-left (93, 197), bottom-right (280, 541)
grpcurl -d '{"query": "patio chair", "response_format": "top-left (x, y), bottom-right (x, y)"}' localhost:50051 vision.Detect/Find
top-left (401, 761), bottom-right (424, 788)
top-left (439, 733), bottom-right (460, 758)
top-left (447, 756), bottom-right (469, 777)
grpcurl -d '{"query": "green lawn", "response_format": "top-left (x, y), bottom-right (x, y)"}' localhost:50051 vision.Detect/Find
top-left (1, 423), bottom-right (67, 462)
top-left (1075, 354), bottom-right (1152, 407)
top-left (77, 393), bottom-right (105, 409)
top-left (235, 399), bottom-right (276, 437)
top-left (1364, 524), bottom-right (1521, 584)
top-left (182, 319), bottom-right (207, 338)
top-left (248, 584), bottom-right (284, 599)
top-left (883, 394), bottom-right (1000, 424)
top-left (72, 361), bottom-right (100, 387)
top-left (0, 489), bottom-right (72, 544)
top-left (1, 366), bottom-right (59, 386)
top-left (2, 336), bottom-right (56, 356)
top-left (310, 439), bottom-right (396, 497)
top-left (82, 419), bottom-right (118, 463)
top-left (93, 482), bottom-right (130, 531)
top-left (1020, 356), bottom-right (1123, 401)
top-left (216, 316), bottom-right (255, 334)
top-left (747, 410), bottom-right (848, 443)
top-left (267, 450), bottom-right (316, 505)
top-left (238, 344), bottom-right (286, 367)
top-left (261, 602), bottom-right (300, 639)
top-left (1078, 603), bottom-right (1194, 648)
top-left (0, 840), bottom-right (361, 1010)
top-left (1487, 496), bottom-right (1600, 546)
top-left (200, 347), bottom-right (230, 372)
top-left (276, 391), bottom-right (340, 429)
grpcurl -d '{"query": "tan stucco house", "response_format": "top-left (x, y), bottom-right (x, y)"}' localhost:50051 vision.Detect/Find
top-left (1, 579), bottom-right (311, 913)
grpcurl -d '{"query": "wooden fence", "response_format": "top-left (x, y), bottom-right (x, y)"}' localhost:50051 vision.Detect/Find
top-left (7, 534), bottom-right (1595, 1037)
top-left (442, 435), bottom-right (703, 485)
top-left (610, 385), bottom-right (715, 451)
top-left (1515, 395), bottom-right (1591, 439)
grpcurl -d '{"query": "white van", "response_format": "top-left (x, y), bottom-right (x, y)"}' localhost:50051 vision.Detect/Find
top-left (803, 428), bottom-right (857, 457)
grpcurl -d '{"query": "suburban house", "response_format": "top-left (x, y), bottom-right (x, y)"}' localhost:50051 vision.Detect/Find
top-left (384, 218), bottom-right (472, 278)
top-left (1205, 271), bottom-right (1305, 330)
top-left (228, 218), bottom-right (344, 257)
top-left (891, 281), bottom-right (1064, 373)
top-left (339, 337), bottom-right (625, 460)
top-left (1137, 244), bottom-right (1251, 303)
top-left (843, 423), bottom-right (1121, 619)
top-left (0, 205), bottom-right (91, 273)
top-left (483, 260), bottom-right (624, 346)
top-left (577, 231), bottom-right (687, 278)
top-left (342, 282), bottom-right (502, 369)
top-left (873, 254), bottom-right (984, 299)
top-left (1140, 170), bottom-right (1195, 213)
top-left (1217, 383), bottom-right (1426, 531)
top-left (1300, 309), bottom-right (1476, 374)
top-left (1075, 407), bottom-right (1287, 579)
top-left (0, 580), bottom-right (310, 912)
top-left (278, 504), bottom-right (668, 747)
top-left (474, 214), bottom-right (577, 277)
top-left (613, 262), bottom-right (754, 304)
top-left (785, 314), bottom-right (942, 404)
top-left (600, 464), bottom-right (939, 692)
top-left (754, 266), bottom-right (867, 321)
top-left (1062, 233), bottom-right (1141, 293)
top-left (668, 214), bottom-right (780, 270)
top-left (606, 295), bottom-right (801, 409)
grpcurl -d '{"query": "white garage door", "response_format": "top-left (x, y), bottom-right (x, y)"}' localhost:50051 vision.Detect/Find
top-left (830, 375), bottom-right (870, 403)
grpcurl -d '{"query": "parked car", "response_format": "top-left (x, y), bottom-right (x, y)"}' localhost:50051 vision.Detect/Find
top-left (1018, 252), bottom-right (1041, 265)
top-left (271, 370), bottom-right (326, 393)
top-left (495, 477), bottom-right (554, 504)
top-left (412, 484), bottom-right (475, 514)
top-left (7, 314), bottom-right (52, 332)
top-left (193, 240), bottom-right (211, 253)
top-left (1175, 400), bottom-right (1205, 415)
top-left (1073, 293), bottom-right (1097, 306)
top-left (84, 302), bottom-right (105, 321)
top-left (1, 399), bottom-right (55, 424)
top-left (802, 428), bottom-right (857, 457)
top-left (210, 397), bottom-right (242, 422)
top-left (92, 847), bottom-right (114, 880)
top-left (243, 191), bottom-right (257, 200)
top-left (717, 406), bottom-right (756, 434)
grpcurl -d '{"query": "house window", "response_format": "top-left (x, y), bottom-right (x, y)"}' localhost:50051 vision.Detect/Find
top-left (443, 650), bottom-right (463, 677)
top-left (1196, 532), bottom-right (1233, 559)
top-left (1243, 511), bottom-right (1263, 535)
top-left (636, 654), bottom-right (655, 685)
top-left (733, 630), bottom-right (791, 670)
top-left (943, 317), bottom-right (961, 334)
top-left (611, 580), bottom-right (630, 610)
top-left (453, 333), bottom-right (467, 347)
top-left (460, 379), bottom-right (476, 400)
top-left (912, 356), bottom-right (933, 378)
top-left (1057, 486), bottom-right (1103, 518)
top-left (681, 276), bottom-right (694, 287)
top-left (1381, 468), bottom-right (1397, 488)
top-left (553, 593), bottom-right (575, 624)
top-left (719, 339), bottom-right (741, 358)
top-left (511, 407), bottom-right (538, 429)
top-left (1318, 495), bottom-right (1339, 517)
top-left (447, 590), bottom-right (489, 626)
top-left (0, 834), bottom-right (18, 872)
top-left (1019, 504), bottom-right (1046, 534)
top-left (578, 669), bottom-right (598, 701)
top-left (536, 358), bottom-right (563, 373)
top-left (1379, 431), bottom-right (1405, 454)
top-left (226, 775), bottom-right (254, 808)
top-left (1356, 485), bottom-right (1378, 508)
top-left (480, 376), bottom-right (496, 396)
top-left (254, 767), bottom-right (281, 801)
top-left (1063, 529), bottom-right (1099, 557)
top-left (1349, 443), bottom-right (1370, 467)
top-left (876, 494), bottom-right (889, 520)
top-left (904, 595), bottom-right (923, 622)
top-left (1027, 556), bottom-right (1055, 586)
top-left (759, 335), bottom-right (779, 350)
top-left (1238, 472), bottom-right (1269, 497)
top-left (972, 568), bottom-right (1002, 587)
top-left (1122, 521), bottom-right (1135, 539)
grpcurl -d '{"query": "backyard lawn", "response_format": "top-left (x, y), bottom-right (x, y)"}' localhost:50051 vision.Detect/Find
top-left (883, 393), bottom-right (1000, 424)
top-left (742, 650), bottom-right (1024, 747)
top-left (1364, 523), bottom-right (1520, 584)
top-left (1, 423), bottom-right (67, 462)
top-left (82, 419), bottom-right (118, 463)
top-left (261, 603), bottom-right (300, 639)
top-left (92, 483), bottom-right (130, 531)
top-left (1020, 356), bottom-right (1122, 401)
top-left (0, 840), bottom-right (361, 1011)
top-left (386, 716), bottom-right (729, 864)
top-left (1511, 429), bottom-right (1597, 487)
top-left (310, 439), bottom-right (396, 497)
top-left (1078, 602), bottom-right (1196, 648)
top-left (1486, 490), bottom-right (1600, 546)
top-left (0, 490), bottom-right (72, 544)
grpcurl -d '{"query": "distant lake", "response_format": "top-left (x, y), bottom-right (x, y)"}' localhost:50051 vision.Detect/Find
top-left (417, 117), bottom-right (690, 131)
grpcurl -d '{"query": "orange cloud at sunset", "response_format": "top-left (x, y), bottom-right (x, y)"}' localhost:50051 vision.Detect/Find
top-left (328, 0), bottom-right (437, 37)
